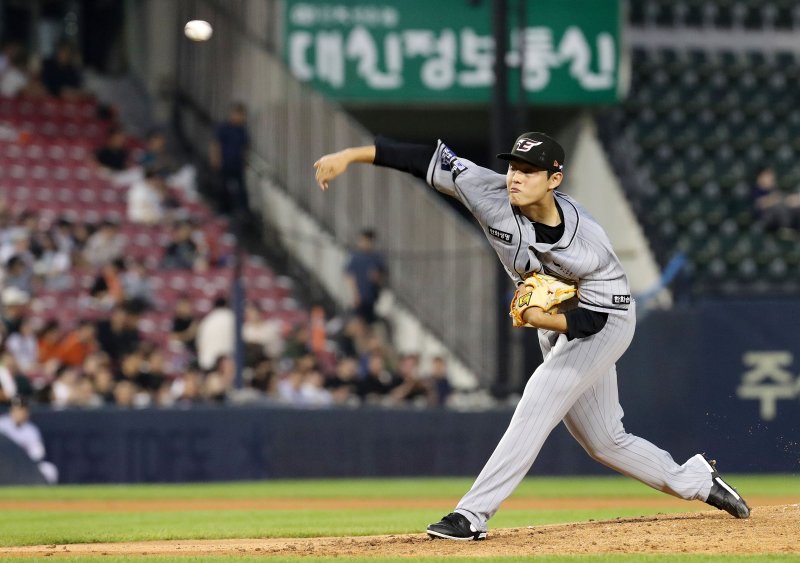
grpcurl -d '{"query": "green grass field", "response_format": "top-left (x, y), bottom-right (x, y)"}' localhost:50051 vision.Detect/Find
top-left (0, 475), bottom-right (797, 561)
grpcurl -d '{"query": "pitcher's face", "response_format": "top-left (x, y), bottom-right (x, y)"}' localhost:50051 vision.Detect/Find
top-left (506, 160), bottom-right (561, 207)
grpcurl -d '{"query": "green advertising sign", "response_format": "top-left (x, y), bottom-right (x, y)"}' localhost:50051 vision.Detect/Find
top-left (284, 0), bottom-right (621, 105)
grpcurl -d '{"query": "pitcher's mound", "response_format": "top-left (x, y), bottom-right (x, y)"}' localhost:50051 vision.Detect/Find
top-left (3, 504), bottom-right (797, 558)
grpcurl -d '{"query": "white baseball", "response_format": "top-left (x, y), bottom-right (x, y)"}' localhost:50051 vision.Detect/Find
top-left (184, 20), bottom-right (213, 42)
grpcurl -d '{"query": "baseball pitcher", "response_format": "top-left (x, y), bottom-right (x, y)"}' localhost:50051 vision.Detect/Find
top-left (314, 133), bottom-right (750, 541)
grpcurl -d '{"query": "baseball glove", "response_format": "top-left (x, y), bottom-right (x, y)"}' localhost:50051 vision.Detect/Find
top-left (509, 272), bottom-right (577, 327)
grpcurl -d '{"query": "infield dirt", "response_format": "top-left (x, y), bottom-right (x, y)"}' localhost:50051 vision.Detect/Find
top-left (1, 504), bottom-right (797, 558)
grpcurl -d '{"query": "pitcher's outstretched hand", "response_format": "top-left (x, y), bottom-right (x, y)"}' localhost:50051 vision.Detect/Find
top-left (314, 152), bottom-right (350, 190)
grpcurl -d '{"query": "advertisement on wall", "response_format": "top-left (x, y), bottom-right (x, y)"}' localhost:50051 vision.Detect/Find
top-left (283, 0), bottom-right (622, 104)
top-left (618, 301), bottom-right (800, 473)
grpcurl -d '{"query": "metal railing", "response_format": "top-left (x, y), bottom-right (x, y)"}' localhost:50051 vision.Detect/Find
top-left (173, 0), bottom-right (498, 382)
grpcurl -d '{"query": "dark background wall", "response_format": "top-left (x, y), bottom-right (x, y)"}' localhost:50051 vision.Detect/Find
top-left (617, 299), bottom-right (800, 474)
top-left (0, 436), bottom-right (47, 485)
top-left (12, 300), bottom-right (800, 484)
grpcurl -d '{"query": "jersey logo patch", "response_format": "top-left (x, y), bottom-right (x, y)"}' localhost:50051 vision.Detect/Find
top-left (440, 146), bottom-right (467, 181)
top-left (488, 226), bottom-right (513, 243)
top-left (612, 295), bottom-right (631, 305)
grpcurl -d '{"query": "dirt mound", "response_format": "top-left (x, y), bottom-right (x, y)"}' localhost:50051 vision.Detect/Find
top-left (2, 505), bottom-right (797, 558)
top-left (0, 495), bottom-right (792, 513)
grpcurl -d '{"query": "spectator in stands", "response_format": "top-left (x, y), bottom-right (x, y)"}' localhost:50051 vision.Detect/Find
top-left (112, 380), bottom-right (138, 408)
top-left (94, 305), bottom-right (140, 364)
top-left (428, 356), bottom-right (453, 407)
top-left (196, 296), bottom-right (234, 371)
top-left (204, 355), bottom-right (234, 403)
top-left (388, 353), bottom-right (434, 406)
top-left (335, 315), bottom-right (369, 358)
top-left (80, 350), bottom-right (107, 375)
top-left (29, 381), bottom-right (48, 407)
top-left (171, 366), bottom-right (205, 407)
top-left (282, 324), bottom-right (311, 360)
top-left (5, 316), bottom-right (38, 376)
top-left (94, 126), bottom-right (130, 172)
top-left (17, 211), bottom-right (39, 238)
top-left (121, 258), bottom-right (154, 307)
top-left (0, 204), bottom-right (11, 245)
top-left (89, 259), bottom-right (125, 309)
top-left (49, 365), bottom-right (80, 407)
top-left (0, 397), bottom-right (58, 483)
top-left (276, 368), bottom-right (304, 404)
top-left (0, 226), bottom-right (30, 264)
top-left (0, 351), bottom-right (26, 402)
top-left (2, 255), bottom-right (33, 295)
top-left (0, 202), bottom-right (16, 233)
top-left (81, 350), bottom-right (110, 395)
top-left (7, 350), bottom-right (32, 398)
top-left (127, 168), bottom-right (165, 224)
top-left (1, 286), bottom-right (29, 334)
top-left (210, 102), bottom-right (250, 218)
top-left (242, 303), bottom-right (283, 359)
top-left (90, 364), bottom-right (116, 405)
top-left (300, 369), bottom-right (333, 407)
top-left (0, 43), bottom-right (29, 98)
top-left (295, 354), bottom-right (318, 373)
top-left (83, 221), bottom-right (125, 267)
top-left (138, 130), bottom-right (177, 177)
top-left (153, 379), bottom-right (174, 407)
top-left (67, 222), bottom-right (92, 267)
top-left (51, 218), bottom-right (75, 255)
top-left (752, 166), bottom-right (800, 233)
top-left (357, 330), bottom-right (396, 378)
top-left (162, 220), bottom-right (208, 271)
top-left (52, 320), bottom-right (96, 367)
top-left (36, 320), bottom-right (61, 367)
top-left (357, 351), bottom-right (398, 404)
top-left (119, 349), bottom-right (145, 385)
top-left (308, 305), bottom-right (327, 356)
top-left (136, 347), bottom-right (167, 397)
top-left (156, 181), bottom-right (182, 216)
top-left (31, 231), bottom-right (71, 290)
top-left (40, 40), bottom-right (84, 99)
top-left (70, 377), bottom-right (100, 408)
top-left (345, 229), bottom-right (387, 325)
top-left (139, 129), bottom-right (199, 201)
top-left (170, 297), bottom-right (198, 353)
top-left (325, 356), bottom-right (360, 406)
top-left (248, 357), bottom-right (276, 394)
top-left (1, 211), bottom-right (34, 246)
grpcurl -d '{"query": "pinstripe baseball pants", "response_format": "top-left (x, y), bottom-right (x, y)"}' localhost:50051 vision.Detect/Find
top-left (455, 302), bottom-right (713, 531)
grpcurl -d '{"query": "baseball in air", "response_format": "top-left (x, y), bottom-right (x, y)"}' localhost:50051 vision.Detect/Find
top-left (184, 20), bottom-right (213, 42)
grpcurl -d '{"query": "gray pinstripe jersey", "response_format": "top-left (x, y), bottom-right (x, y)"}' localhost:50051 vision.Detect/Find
top-left (425, 140), bottom-right (630, 314)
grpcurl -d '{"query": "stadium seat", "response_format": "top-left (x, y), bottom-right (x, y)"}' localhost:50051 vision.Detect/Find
top-left (599, 46), bottom-right (800, 296)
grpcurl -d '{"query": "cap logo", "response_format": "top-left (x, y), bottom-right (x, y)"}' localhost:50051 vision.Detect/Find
top-left (515, 139), bottom-right (543, 152)
top-left (553, 160), bottom-right (559, 168)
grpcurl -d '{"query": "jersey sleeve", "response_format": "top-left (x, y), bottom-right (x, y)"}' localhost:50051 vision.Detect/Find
top-left (373, 135), bottom-right (436, 180)
top-left (425, 140), bottom-right (507, 210)
top-left (574, 243), bottom-right (631, 315)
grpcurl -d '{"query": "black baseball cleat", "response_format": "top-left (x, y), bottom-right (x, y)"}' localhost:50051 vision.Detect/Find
top-left (426, 512), bottom-right (487, 541)
top-left (701, 456), bottom-right (751, 518)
